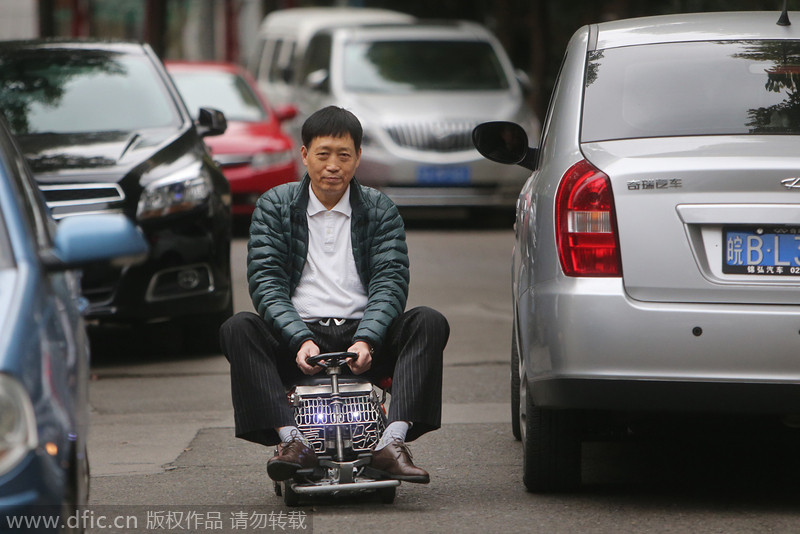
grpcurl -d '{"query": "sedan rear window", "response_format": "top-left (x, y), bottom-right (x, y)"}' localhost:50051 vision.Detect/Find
top-left (343, 40), bottom-right (510, 93)
top-left (582, 40), bottom-right (800, 141)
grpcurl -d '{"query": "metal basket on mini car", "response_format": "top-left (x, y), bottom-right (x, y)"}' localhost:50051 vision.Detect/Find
top-left (290, 377), bottom-right (386, 457)
top-left (275, 352), bottom-right (400, 505)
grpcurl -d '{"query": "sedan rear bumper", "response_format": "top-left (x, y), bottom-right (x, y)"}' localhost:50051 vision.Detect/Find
top-left (522, 277), bottom-right (800, 413)
top-left (532, 377), bottom-right (800, 413)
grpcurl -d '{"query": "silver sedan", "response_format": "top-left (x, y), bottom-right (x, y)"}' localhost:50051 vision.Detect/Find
top-left (474, 10), bottom-right (800, 492)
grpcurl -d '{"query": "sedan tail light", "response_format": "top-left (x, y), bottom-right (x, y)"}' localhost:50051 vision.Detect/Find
top-left (555, 160), bottom-right (621, 276)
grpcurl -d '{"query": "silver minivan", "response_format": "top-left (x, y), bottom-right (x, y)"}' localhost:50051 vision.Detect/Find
top-left (249, 8), bottom-right (414, 113)
top-left (250, 8), bottom-right (538, 208)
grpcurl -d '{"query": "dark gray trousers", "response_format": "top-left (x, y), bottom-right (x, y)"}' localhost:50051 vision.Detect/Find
top-left (219, 306), bottom-right (449, 446)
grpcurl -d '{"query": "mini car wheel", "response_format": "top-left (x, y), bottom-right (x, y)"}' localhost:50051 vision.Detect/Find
top-left (510, 324), bottom-right (521, 441)
top-left (377, 485), bottom-right (396, 504)
top-left (522, 387), bottom-right (581, 492)
top-left (273, 481), bottom-right (282, 497)
top-left (282, 482), bottom-right (300, 506)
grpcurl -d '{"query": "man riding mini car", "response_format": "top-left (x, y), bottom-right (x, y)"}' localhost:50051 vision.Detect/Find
top-left (220, 106), bottom-right (449, 485)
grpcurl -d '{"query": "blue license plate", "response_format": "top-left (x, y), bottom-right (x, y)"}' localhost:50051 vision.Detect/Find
top-left (723, 226), bottom-right (800, 275)
top-left (416, 166), bottom-right (471, 185)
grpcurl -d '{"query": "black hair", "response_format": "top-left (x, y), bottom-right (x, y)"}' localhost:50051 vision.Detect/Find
top-left (301, 106), bottom-right (363, 152)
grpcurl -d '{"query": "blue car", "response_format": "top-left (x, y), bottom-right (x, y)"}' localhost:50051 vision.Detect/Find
top-left (0, 117), bottom-right (147, 531)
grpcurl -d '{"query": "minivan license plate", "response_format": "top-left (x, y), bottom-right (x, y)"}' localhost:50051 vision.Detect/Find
top-left (723, 226), bottom-right (800, 275)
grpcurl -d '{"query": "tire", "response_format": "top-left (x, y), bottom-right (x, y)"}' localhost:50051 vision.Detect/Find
top-left (282, 482), bottom-right (300, 506)
top-left (522, 387), bottom-right (581, 492)
top-left (61, 446), bottom-right (89, 533)
top-left (377, 485), bottom-right (396, 504)
top-left (510, 325), bottom-right (521, 441)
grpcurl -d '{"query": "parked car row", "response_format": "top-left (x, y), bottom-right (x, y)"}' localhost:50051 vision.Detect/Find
top-left (0, 39), bottom-right (239, 529)
top-left (0, 6), bottom-right (540, 528)
top-left (0, 8), bottom-right (537, 524)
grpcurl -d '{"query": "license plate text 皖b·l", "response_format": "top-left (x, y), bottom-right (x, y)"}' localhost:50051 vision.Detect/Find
top-left (723, 226), bottom-right (800, 275)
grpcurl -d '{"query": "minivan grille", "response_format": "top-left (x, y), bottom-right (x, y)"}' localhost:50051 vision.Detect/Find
top-left (39, 183), bottom-right (125, 219)
top-left (385, 121), bottom-right (477, 152)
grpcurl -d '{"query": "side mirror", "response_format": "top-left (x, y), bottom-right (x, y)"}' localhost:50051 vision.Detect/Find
top-left (196, 107), bottom-right (227, 138)
top-left (274, 104), bottom-right (298, 123)
top-left (472, 121), bottom-right (538, 171)
top-left (304, 69), bottom-right (329, 93)
top-left (43, 214), bottom-right (148, 271)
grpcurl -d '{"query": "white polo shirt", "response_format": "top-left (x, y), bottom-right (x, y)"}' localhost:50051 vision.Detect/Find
top-left (291, 184), bottom-right (368, 322)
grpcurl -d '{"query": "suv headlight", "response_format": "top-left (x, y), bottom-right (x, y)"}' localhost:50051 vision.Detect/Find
top-left (0, 374), bottom-right (37, 476)
top-left (137, 166), bottom-right (211, 220)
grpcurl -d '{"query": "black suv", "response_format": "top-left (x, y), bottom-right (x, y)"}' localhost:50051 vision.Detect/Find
top-left (0, 40), bottom-right (232, 350)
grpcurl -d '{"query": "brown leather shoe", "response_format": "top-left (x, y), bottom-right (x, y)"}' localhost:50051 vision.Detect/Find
top-left (369, 439), bottom-right (430, 483)
top-left (267, 439), bottom-right (318, 481)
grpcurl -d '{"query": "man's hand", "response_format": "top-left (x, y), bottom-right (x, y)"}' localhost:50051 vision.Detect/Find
top-left (347, 340), bottom-right (373, 374)
top-left (296, 340), bottom-right (322, 375)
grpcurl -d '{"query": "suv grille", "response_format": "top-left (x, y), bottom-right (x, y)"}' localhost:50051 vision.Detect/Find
top-left (39, 183), bottom-right (125, 219)
top-left (386, 121), bottom-right (477, 152)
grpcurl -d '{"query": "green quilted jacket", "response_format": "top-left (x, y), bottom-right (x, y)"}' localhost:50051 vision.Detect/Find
top-left (247, 174), bottom-right (410, 352)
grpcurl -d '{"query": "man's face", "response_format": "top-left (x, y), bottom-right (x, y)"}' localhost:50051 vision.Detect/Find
top-left (301, 134), bottom-right (361, 209)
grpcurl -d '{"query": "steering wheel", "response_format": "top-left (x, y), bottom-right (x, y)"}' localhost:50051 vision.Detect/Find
top-left (306, 351), bottom-right (357, 369)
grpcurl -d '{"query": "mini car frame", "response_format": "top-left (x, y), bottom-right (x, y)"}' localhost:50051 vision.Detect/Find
top-left (274, 352), bottom-right (400, 505)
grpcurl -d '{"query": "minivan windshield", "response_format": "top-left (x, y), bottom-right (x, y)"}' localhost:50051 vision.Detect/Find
top-left (343, 40), bottom-right (510, 93)
top-left (582, 40), bottom-right (800, 141)
top-left (0, 48), bottom-right (181, 135)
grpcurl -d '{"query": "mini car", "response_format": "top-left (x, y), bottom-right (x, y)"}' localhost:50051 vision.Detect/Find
top-left (166, 61), bottom-right (298, 217)
top-left (276, 352), bottom-right (399, 506)
top-left (0, 39), bottom-right (233, 351)
top-left (0, 116), bottom-right (147, 530)
top-left (473, 10), bottom-right (800, 492)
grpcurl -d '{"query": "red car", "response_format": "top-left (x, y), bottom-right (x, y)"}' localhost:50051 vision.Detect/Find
top-left (166, 61), bottom-right (298, 216)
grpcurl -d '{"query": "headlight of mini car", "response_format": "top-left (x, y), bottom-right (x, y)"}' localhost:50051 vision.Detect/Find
top-left (137, 167), bottom-right (211, 220)
top-left (0, 374), bottom-right (37, 476)
top-left (251, 149), bottom-right (293, 170)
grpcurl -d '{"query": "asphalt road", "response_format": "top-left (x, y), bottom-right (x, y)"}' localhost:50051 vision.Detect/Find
top-left (85, 220), bottom-right (800, 534)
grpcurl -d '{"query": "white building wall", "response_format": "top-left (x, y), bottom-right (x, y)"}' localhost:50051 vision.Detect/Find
top-left (0, 0), bottom-right (38, 39)
top-left (238, 0), bottom-right (263, 65)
